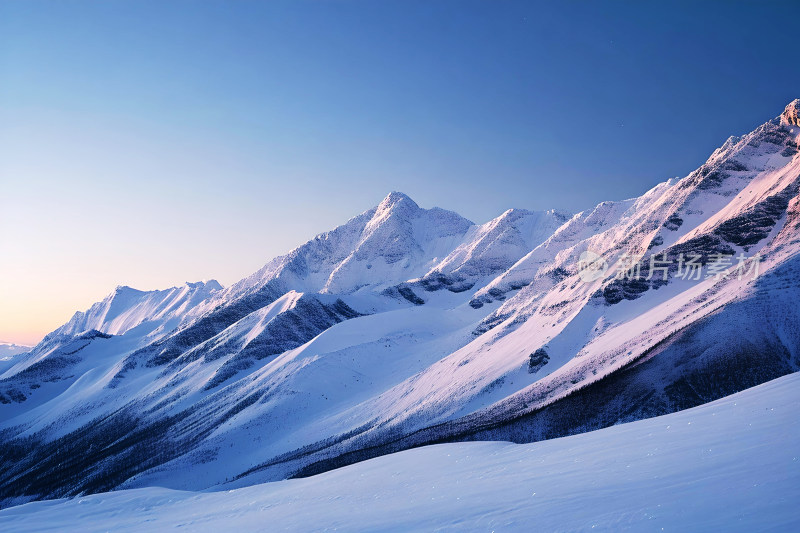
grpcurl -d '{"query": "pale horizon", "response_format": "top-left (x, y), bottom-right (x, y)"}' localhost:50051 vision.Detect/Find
top-left (2, 0), bottom-right (799, 346)
top-left (2, 2), bottom-right (800, 527)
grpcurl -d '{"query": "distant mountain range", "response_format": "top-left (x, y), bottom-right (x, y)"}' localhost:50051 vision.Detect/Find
top-left (0, 344), bottom-right (32, 376)
top-left (1, 99), bottom-right (799, 507)
top-left (0, 343), bottom-right (31, 356)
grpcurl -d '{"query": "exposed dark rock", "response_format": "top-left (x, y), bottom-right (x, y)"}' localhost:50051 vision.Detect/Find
top-left (473, 311), bottom-right (512, 336)
top-left (602, 234), bottom-right (736, 305)
top-left (79, 330), bottom-right (113, 340)
top-left (714, 182), bottom-right (798, 248)
top-left (468, 299), bottom-right (484, 309)
top-left (292, 284), bottom-right (800, 480)
top-left (696, 168), bottom-right (729, 190)
top-left (487, 287), bottom-right (505, 299)
top-left (722, 159), bottom-right (748, 172)
top-left (397, 286), bottom-right (425, 305)
top-left (419, 272), bottom-right (475, 293)
top-left (549, 267), bottom-right (570, 282)
top-left (142, 282), bottom-right (286, 368)
top-left (203, 297), bottom-right (363, 390)
top-left (663, 213), bottom-right (683, 231)
top-left (647, 235), bottom-right (664, 249)
top-left (528, 349), bottom-right (550, 374)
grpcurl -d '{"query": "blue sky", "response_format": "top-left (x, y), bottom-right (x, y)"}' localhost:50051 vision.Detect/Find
top-left (1, 0), bottom-right (799, 344)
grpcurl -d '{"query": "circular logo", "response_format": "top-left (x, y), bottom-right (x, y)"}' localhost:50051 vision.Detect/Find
top-left (577, 250), bottom-right (608, 282)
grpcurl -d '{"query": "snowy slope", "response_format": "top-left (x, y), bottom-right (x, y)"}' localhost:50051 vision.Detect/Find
top-left (1, 280), bottom-right (222, 380)
top-left (0, 100), bottom-right (798, 507)
top-left (420, 208), bottom-right (570, 289)
top-left (55, 281), bottom-right (223, 338)
top-left (212, 100), bottom-right (800, 482)
top-left (204, 191), bottom-right (474, 302)
top-left (0, 281), bottom-right (222, 416)
top-left (0, 343), bottom-right (30, 358)
top-left (253, 101), bottom-right (800, 480)
top-left (2, 372), bottom-right (797, 532)
top-left (470, 199), bottom-right (635, 307)
top-left (0, 194), bottom-right (513, 502)
top-left (0, 344), bottom-right (30, 375)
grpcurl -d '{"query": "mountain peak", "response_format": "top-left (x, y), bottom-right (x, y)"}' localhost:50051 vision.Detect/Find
top-left (780, 98), bottom-right (800, 127)
top-left (377, 191), bottom-right (419, 212)
top-left (112, 285), bottom-right (142, 296)
top-left (185, 280), bottom-right (223, 291)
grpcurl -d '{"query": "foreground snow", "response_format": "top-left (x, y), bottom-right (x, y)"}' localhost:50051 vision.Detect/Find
top-left (2, 373), bottom-right (798, 532)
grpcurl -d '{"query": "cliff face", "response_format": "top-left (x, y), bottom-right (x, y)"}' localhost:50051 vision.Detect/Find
top-left (781, 99), bottom-right (800, 127)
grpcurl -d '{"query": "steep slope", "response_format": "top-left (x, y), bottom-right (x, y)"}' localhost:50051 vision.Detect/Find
top-left (0, 281), bottom-right (221, 417)
top-left (1, 281), bottom-right (222, 379)
top-left (129, 192), bottom-right (474, 369)
top-left (0, 193), bottom-right (513, 503)
top-left (415, 208), bottom-right (570, 293)
top-left (273, 100), bottom-right (800, 476)
top-left (0, 100), bottom-right (799, 506)
top-left (469, 199), bottom-right (635, 307)
top-left (3, 372), bottom-right (798, 532)
top-left (55, 281), bottom-right (223, 338)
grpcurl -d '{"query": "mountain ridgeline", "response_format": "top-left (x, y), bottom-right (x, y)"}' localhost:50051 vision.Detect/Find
top-left (1, 100), bottom-right (800, 506)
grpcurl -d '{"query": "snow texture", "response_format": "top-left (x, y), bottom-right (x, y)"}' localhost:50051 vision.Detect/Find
top-left (2, 372), bottom-right (797, 532)
top-left (1, 100), bottom-right (799, 515)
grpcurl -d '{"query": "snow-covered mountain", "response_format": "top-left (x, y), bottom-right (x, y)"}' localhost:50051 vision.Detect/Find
top-left (55, 281), bottom-right (223, 338)
top-left (0, 281), bottom-right (222, 414)
top-left (0, 343), bottom-right (30, 358)
top-left (4, 371), bottom-right (797, 532)
top-left (0, 344), bottom-right (31, 376)
top-left (1, 100), bottom-right (799, 508)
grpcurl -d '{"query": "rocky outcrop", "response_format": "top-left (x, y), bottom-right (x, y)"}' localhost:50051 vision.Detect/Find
top-left (780, 99), bottom-right (800, 127)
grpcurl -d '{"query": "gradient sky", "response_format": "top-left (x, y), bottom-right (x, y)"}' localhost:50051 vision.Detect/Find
top-left (1, 0), bottom-right (799, 345)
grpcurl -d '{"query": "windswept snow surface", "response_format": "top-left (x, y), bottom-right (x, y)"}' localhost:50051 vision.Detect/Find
top-left (2, 373), bottom-right (798, 532)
